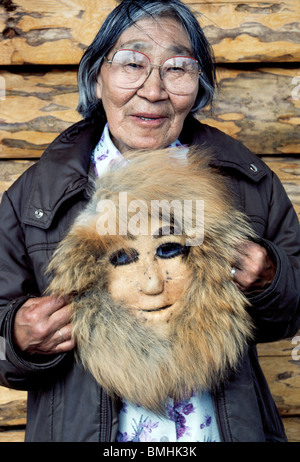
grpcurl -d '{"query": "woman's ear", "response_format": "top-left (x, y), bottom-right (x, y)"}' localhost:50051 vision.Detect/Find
top-left (96, 74), bottom-right (102, 99)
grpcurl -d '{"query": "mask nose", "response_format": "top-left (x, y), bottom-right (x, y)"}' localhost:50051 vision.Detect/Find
top-left (140, 260), bottom-right (164, 295)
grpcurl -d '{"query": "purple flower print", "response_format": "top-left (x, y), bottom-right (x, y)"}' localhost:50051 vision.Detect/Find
top-left (130, 416), bottom-right (159, 442)
top-left (120, 401), bottom-right (128, 414)
top-left (200, 413), bottom-right (212, 429)
top-left (175, 412), bottom-right (187, 439)
top-left (183, 403), bottom-right (194, 415)
top-left (96, 149), bottom-right (109, 162)
top-left (168, 399), bottom-right (194, 440)
top-left (117, 431), bottom-right (130, 442)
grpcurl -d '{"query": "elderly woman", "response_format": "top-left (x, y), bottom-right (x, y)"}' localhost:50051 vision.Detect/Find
top-left (0, 0), bottom-right (299, 442)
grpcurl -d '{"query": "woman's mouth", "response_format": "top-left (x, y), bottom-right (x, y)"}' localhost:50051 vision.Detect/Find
top-left (139, 116), bottom-right (155, 121)
top-left (131, 113), bottom-right (167, 126)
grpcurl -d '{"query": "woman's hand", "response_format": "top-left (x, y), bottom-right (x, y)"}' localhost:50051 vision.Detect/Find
top-left (232, 241), bottom-right (277, 293)
top-left (13, 295), bottom-right (76, 355)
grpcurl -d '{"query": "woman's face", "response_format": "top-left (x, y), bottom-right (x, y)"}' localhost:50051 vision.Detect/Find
top-left (96, 17), bottom-right (198, 153)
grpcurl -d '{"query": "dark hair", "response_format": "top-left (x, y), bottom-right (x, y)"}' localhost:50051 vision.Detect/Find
top-left (77, 0), bottom-right (216, 119)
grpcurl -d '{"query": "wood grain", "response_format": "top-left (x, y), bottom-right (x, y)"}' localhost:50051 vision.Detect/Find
top-left (0, 159), bottom-right (35, 198)
top-left (0, 1), bottom-right (299, 65)
top-left (282, 417), bottom-right (300, 443)
top-left (0, 430), bottom-right (25, 442)
top-left (193, 0), bottom-right (300, 63)
top-left (0, 68), bottom-right (81, 158)
top-left (261, 156), bottom-right (300, 217)
top-left (257, 331), bottom-right (300, 417)
top-left (259, 356), bottom-right (300, 416)
top-left (197, 67), bottom-right (300, 156)
top-left (0, 66), bottom-right (299, 158)
top-left (0, 387), bottom-right (27, 426)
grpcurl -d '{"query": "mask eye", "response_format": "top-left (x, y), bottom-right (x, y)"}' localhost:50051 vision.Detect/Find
top-left (155, 242), bottom-right (187, 259)
top-left (109, 248), bottom-right (139, 267)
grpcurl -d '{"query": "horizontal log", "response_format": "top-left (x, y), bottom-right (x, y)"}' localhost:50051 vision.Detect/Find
top-left (262, 157), bottom-right (300, 182)
top-left (197, 67), bottom-right (300, 156)
top-left (0, 387), bottom-right (27, 406)
top-left (0, 160), bottom-right (36, 197)
top-left (282, 417), bottom-right (300, 443)
top-left (257, 331), bottom-right (300, 418)
top-left (0, 387), bottom-right (27, 426)
top-left (258, 355), bottom-right (300, 416)
top-left (0, 430), bottom-right (25, 442)
top-left (0, 68), bottom-right (81, 158)
top-left (195, 0), bottom-right (300, 63)
top-left (0, 66), bottom-right (299, 158)
top-left (0, 1), bottom-right (299, 65)
top-left (257, 330), bottom-right (300, 357)
top-left (261, 157), bottom-right (300, 217)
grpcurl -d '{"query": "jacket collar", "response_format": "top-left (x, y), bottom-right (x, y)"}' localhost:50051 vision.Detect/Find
top-left (22, 117), bottom-right (105, 229)
top-left (181, 115), bottom-right (267, 182)
top-left (22, 116), bottom-right (266, 229)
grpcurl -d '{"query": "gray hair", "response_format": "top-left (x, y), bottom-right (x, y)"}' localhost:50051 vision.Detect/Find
top-left (77, 0), bottom-right (216, 119)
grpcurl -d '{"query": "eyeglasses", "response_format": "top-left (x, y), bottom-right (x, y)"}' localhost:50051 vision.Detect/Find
top-left (104, 49), bottom-right (202, 96)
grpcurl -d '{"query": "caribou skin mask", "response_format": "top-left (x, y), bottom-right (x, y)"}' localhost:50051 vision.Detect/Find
top-left (46, 147), bottom-right (255, 414)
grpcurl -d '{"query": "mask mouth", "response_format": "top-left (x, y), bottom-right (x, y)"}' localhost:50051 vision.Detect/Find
top-left (138, 304), bottom-right (172, 313)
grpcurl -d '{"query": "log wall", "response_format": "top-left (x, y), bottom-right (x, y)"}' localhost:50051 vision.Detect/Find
top-left (0, 0), bottom-right (299, 442)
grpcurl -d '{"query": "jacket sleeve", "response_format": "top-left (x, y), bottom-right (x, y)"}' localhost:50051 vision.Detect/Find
top-left (0, 190), bottom-right (66, 390)
top-left (247, 171), bottom-right (300, 343)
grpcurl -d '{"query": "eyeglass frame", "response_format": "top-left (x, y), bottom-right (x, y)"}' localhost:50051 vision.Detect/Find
top-left (103, 49), bottom-right (203, 92)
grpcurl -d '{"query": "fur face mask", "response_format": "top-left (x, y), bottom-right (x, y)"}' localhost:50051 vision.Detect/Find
top-left (46, 148), bottom-right (255, 414)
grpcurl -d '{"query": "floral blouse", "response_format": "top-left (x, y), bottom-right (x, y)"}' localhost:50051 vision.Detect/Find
top-left (91, 124), bottom-right (220, 443)
top-left (117, 392), bottom-right (220, 443)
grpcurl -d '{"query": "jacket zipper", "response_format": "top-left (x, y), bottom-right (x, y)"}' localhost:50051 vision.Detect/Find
top-left (212, 385), bottom-right (234, 442)
top-left (99, 386), bottom-right (112, 442)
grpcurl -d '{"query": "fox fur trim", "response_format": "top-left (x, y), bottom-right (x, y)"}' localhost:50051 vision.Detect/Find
top-left (46, 147), bottom-right (255, 414)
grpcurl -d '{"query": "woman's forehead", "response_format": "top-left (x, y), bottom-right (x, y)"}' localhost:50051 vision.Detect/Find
top-left (112, 16), bottom-right (193, 56)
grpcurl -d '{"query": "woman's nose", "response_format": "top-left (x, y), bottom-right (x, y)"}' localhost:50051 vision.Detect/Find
top-left (137, 68), bottom-right (168, 102)
top-left (139, 260), bottom-right (164, 295)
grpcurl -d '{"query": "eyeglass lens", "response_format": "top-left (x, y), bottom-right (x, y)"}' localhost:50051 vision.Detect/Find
top-left (108, 49), bottom-right (199, 95)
